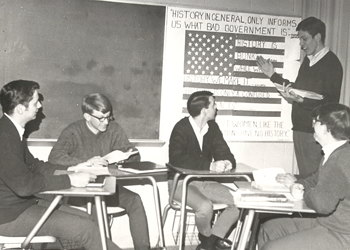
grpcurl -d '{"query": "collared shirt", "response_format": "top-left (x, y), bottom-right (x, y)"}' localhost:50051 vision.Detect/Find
top-left (322, 140), bottom-right (348, 164)
top-left (308, 46), bottom-right (329, 67)
top-left (4, 113), bottom-right (25, 140)
top-left (189, 116), bottom-right (208, 151)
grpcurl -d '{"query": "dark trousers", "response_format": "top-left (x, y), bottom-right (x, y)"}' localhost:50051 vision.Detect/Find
top-left (258, 217), bottom-right (350, 250)
top-left (293, 131), bottom-right (323, 178)
top-left (68, 185), bottom-right (150, 250)
top-left (115, 186), bottom-right (150, 250)
top-left (0, 200), bottom-right (122, 250)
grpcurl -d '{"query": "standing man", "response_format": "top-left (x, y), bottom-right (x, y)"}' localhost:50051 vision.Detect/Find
top-left (258, 103), bottom-right (350, 250)
top-left (256, 17), bottom-right (343, 178)
top-left (49, 93), bottom-right (150, 250)
top-left (0, 80), bottom-right (122, 250)
top-left (169, 90), bottom-right (239, 250)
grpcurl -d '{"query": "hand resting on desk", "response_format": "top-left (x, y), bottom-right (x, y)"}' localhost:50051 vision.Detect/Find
top-left (275, 173), bottom-right (297, 188)
top-left (290, 183), bottom-right (304, 200)
top-left (210, 160), bottom-right (232, 172)
top-left (68, 172), bottom-right (97, 187)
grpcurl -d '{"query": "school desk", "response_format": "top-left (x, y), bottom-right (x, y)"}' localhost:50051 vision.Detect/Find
top-left (22, 176), bottom-right (117, 250)
top-left (233, 181), bottom-right (316, 250)
top-left (166, 163), bottom-right (255, 250)
top-left (108, 162), bottom-right (167, 249)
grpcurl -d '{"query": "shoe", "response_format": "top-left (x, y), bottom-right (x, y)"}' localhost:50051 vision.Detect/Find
top-left (196, 243), bottom-right (207, 250)
top-left (215, 238), bottom-right (232, 250)
top-left (198, 233), bottom-right (207, 243)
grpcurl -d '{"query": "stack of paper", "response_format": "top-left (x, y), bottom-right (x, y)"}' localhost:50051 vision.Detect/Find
top-left (240, 193), bottom-right (288, 202)
top-left (235, 192), bottom-right (294, 207)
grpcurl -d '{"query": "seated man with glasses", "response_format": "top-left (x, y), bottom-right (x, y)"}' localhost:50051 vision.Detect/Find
top-left (49, 93), bottom-right (150, 250)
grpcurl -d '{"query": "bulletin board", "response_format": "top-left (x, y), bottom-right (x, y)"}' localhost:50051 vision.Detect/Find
top-left (160, 6), bottom-right (301, 141)
top-left (0, 0), bottom-right (165, 139)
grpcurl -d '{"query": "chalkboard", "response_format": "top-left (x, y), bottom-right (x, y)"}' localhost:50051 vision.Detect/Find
top-left (0, 0), bottom-right (165, 139)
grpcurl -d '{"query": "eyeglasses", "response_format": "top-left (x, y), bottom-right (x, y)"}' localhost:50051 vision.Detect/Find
top-left (90, 114), bottom-right (115, 123)
top-left (312, 118), bottom-right (321, 126)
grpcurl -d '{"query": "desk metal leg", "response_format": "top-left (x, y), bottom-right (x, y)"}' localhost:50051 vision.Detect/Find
top-left (178, 175), bottom-right (193, 250)
top-left (22, 195), bottom-right (64, 249)
top-left (146, 176), bottom-right (166, 248)
top-left (101, 197), bottom-right (111, 239)
top-left (236, 209), bottom-right (255, 250)
top-left (95, 196), bottom-right (108, 250)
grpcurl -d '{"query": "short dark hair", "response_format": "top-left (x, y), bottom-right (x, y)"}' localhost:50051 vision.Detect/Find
top-left (0, 80), bottom-right (40, 115)
top-left (187, 91), bottom-right (214, 118)
top-left (311, 103), bottom-right (350, 140)
top-left (82, 93), bottom-right (112, 115)
top-left (296, 16), bottom-right (326, 44)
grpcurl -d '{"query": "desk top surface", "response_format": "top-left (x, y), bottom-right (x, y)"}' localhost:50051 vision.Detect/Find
top-left (166, 163), bottom-right (256, 176)
top-left (40, 176), bottom-right (116, 196)
top-left (234, 181), bottom-right (315, 213)
top-left (108, 162), bottom-right (167, 179)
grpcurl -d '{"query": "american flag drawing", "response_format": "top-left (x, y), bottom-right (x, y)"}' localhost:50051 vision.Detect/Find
top-left (183, 30), bottom-right (286, 117)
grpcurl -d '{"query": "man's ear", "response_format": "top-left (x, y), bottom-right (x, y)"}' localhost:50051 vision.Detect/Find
top-left (15, 104), bottom-right (25, 115)
top-left (200, 107), bottom-right (207, 116)
top-left (83, 113), bottom-right (91, 121)
top-left (315, 33), bottom-right (322, 43)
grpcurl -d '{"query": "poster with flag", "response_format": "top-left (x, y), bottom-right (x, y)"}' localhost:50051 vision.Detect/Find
top-left (160, 7), bottom-right (301, 141)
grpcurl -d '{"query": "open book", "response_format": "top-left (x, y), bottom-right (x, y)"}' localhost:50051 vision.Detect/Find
top-left (274, 83), bottom-right (323, 100)
top-left (252, 168), bottom-right (290, 192)
top-left (102, 150), bottom-right (139, 164)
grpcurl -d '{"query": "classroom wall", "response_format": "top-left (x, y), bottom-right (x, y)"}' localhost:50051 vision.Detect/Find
top-left (28, 0), bottom-right (302, 248)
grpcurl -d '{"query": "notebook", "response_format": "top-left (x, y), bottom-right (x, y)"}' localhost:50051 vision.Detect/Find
top-left (118, 161), bottom-right (167, 174)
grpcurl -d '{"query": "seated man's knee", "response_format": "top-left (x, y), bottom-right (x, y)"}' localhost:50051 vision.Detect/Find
top-left (129, 192), bottom-right (142, 205)
top-left (195, 200), bottom-right (213, 218)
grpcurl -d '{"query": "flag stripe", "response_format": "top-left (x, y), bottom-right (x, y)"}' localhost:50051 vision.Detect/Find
top-left (184, 81), bottom-right (278, 92)
top-left (183, 94), bottom-right (282, 104)
top-left (234, 59), bottom-right (284, 68)
top-left (235, 47), bottom-right (285, 55)
top-left (235, 34), bottom-right (286, 42)
top-left (182, 108), bottom-right (281, 117)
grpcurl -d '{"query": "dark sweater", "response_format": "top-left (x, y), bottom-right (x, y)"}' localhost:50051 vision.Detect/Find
top-left (270, 51), bottom-right (343, 133)
top-left (0, 115), bottom-right (70, 224)
top-left (297, 142), bottom-right (350, 234)
top-left (169, 117), bottom-right (235, 174)
top-left (49, 119), bottom-right (139, 166)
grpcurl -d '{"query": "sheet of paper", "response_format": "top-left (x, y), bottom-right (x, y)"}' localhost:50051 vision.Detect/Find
top-left (252, 168), bottom-right (290, 192)
top-left (102, 150), bottom-right (138, 164)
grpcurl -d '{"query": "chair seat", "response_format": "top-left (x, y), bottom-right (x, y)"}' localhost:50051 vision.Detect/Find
top-left (173, 200), bottom-right (228, 211)
top-left (107, 206), bottom-right (126, 216)
top-left (0, 235), bottom-right (56, 249)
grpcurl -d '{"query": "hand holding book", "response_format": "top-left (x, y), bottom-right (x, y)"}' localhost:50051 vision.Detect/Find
top-left (102, 149), bottom-right (139, 164)
top-left (274, 82), bottom-right (323, 100)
